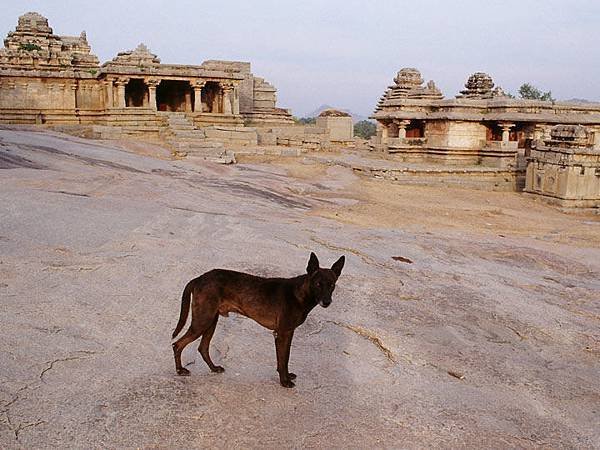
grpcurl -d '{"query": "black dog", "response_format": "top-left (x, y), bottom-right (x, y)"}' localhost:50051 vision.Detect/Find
top-left (172, 252), bottom-right (345, 387)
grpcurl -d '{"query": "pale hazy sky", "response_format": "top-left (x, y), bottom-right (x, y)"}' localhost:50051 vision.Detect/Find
top-left (2, 0), bottom-right (599, 116)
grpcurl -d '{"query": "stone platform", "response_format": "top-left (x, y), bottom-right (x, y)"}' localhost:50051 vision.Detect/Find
top-left (307, 151), bottom-right (525, 191)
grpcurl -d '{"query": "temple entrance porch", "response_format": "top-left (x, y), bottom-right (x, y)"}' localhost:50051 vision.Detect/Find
top-left (156, 80), bottom-right (193, 112)
top-left (405, 120), bottom-right (425, 138)
top-left (125, 78), bottom-right (148, 107)
top-left (201, 81), bottom-right (223, 113)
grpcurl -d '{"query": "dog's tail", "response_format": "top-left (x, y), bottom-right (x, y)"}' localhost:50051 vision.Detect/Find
top-left (172, 281), bottom-right (193, 339)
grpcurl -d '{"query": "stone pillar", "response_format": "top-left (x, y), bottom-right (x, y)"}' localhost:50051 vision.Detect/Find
top-left (184, 91), bottom-right (192, 112)
top-left (57, 83), bottom-right (66, 109)
top-left (192, 81), bottom-right (205, 113)
top-left (145, 80), bottom-right (159, 110)
top-left (396, 120), bottom-right (411, 139)
top-left (70, 82), bottom-right (79, 109)
top-left (114, 78), bottom-right (128, 108)
top-left (105, 80), bottom-right (114, 108)
top-left (232, 84), bottom-right (240, 115)
top-left (381, 123), bottom-right (389, 144)
top-left (500, 122), bottom-right (515, 143)
top-left (222, 83), bottom-right (233, 115)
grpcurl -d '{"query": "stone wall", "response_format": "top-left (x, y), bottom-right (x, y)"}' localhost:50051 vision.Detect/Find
top-left (252, 77), bottom-right (277, 110)
top-left (316, 116), bottom-right (354, 142)
top-left (445, 121), bottom-right (487, 149)
top-left (76, 79), bottom-right (104, 110)
top-left (525, 125), bottom-right (600, 207)
top-left (424, 120), bottom-right (486, 149)
top-left (256, 125), bottom-right (329, 150)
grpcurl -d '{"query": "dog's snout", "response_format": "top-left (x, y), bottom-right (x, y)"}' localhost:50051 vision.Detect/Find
top-left (320, 298), bottom-right (332, 308)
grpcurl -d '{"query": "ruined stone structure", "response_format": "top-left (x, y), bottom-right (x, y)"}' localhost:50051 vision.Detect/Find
top-left (0, 12), bottom-right (293, 136)
top-left (372, 68), bottom-right (600, 172)
top-left (525, 125), bottom-right (600, 207)
top-left (315, 109), bottom-right (354, 144)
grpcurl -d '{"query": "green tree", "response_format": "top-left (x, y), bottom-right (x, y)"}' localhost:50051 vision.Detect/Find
top-left (293, 117), bottom-right (316, 125)
top-left (353, 120), bottom-right (377, 139)
top-left (518, 83), bottom-right (554, 102)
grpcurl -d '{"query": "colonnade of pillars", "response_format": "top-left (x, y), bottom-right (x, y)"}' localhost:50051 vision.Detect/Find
top-left (103, 78), bottom-right (239, 114)
top-left (379, 120), bottom-right (518, 143)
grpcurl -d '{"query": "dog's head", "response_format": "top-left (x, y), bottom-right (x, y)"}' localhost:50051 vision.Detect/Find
top-left (306, 252), bottom-right (345, 308)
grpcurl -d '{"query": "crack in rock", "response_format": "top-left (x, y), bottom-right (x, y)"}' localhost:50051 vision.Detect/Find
top-left (327, 320), bottom-right (396, 363)
top-left (2, 383), bottom-right (43, 441)
top-left (310, 237), bottom-right (404, 281)
top-left (1, 385), bottom-right (31, 413)
top-left (39, 350), bottom-right (97, 381)
top-left (310, 236), bottom-right (376, 266)
top-left (14, 419), bottom-right (45, 440)
top-left (2, 350), bottom-right (99, 439)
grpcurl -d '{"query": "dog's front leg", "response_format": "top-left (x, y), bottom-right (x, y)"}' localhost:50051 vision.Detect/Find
top-left (274, 329), bottom-right (295, 388)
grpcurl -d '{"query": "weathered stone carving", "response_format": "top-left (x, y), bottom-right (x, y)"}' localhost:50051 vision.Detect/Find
top-left (548, 124), bottom-right (592, 146)
top-left (0, 12), bottom-right (99, 72)
top-left (526, 125), bottom-right (600, 207)
top-left (376, 68), bottom-right (443, 110)
top-left (107, 43), bottom-right (161, 68)
top-left (457, 72), bottom-right (508, 99)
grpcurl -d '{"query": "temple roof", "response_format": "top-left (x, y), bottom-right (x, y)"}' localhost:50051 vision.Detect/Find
top-left (15, 12), bottom-right (53, 35)
top-left (457, 72), bottom-right (508, 99)
top-left (106, 43), bottom-right (161, 67)
top-left (371, 97), bottom-right (600, 124)
top-left (0, 12), bottom-right (99, 73)
top-left (375, 68), bottom-right (444, 112)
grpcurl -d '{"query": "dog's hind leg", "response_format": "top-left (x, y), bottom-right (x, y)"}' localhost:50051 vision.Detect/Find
top-left (198, 315), bottom-right (224, 373)
top-left (172, 327), bottom-right (202, 376)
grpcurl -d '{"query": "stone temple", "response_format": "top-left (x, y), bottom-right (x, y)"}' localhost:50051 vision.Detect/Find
top-left (1, 13), bottom-right (599, 208)
top-left (0, 12), bottom-right (292, 132)
top-left (371, 68), bottom-right (600, 207)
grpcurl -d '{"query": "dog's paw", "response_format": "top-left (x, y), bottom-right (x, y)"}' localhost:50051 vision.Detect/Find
top-left (288, 372), bottom-right (297, 380)
top-left (280, 379), bottom-right (296, 388)
top-left (176, 367), bottom-right (191, 376)
top-left (211, 366), bottom-right (225, 373)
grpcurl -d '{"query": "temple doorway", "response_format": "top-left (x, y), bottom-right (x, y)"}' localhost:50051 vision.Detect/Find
top-left (201, 81), bottom-right (223, 113)
top-left (125, 79), bottom-right (147, 107)
top-left (156, 80), bottom-right (192, 112)
top-left (406, 120), bottom-right (425, 138)
top-left (485, 123), bottom-right (503, 142)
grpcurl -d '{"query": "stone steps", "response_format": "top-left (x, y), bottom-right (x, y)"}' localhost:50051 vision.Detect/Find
top-left (167, 139), bottom-right (222, 149)
top-left (160, 112), bottom-right (234, 164)
top-left (167, 130), bottom-right (206, 139)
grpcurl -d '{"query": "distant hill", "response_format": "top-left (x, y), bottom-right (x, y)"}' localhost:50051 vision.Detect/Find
top-left (564, 98), bottom-right (598, 104)
top-left (305, 104), bottom-right (371, 123)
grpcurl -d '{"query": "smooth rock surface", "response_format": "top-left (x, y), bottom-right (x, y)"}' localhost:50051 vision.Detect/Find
top-left (1, 129), bottom-right (599, 448)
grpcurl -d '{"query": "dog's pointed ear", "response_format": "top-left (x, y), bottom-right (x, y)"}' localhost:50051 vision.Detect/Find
top-left (331, 255), bottom-right (345, 278)
top-left (307, 252), bottom-right (320, 274)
